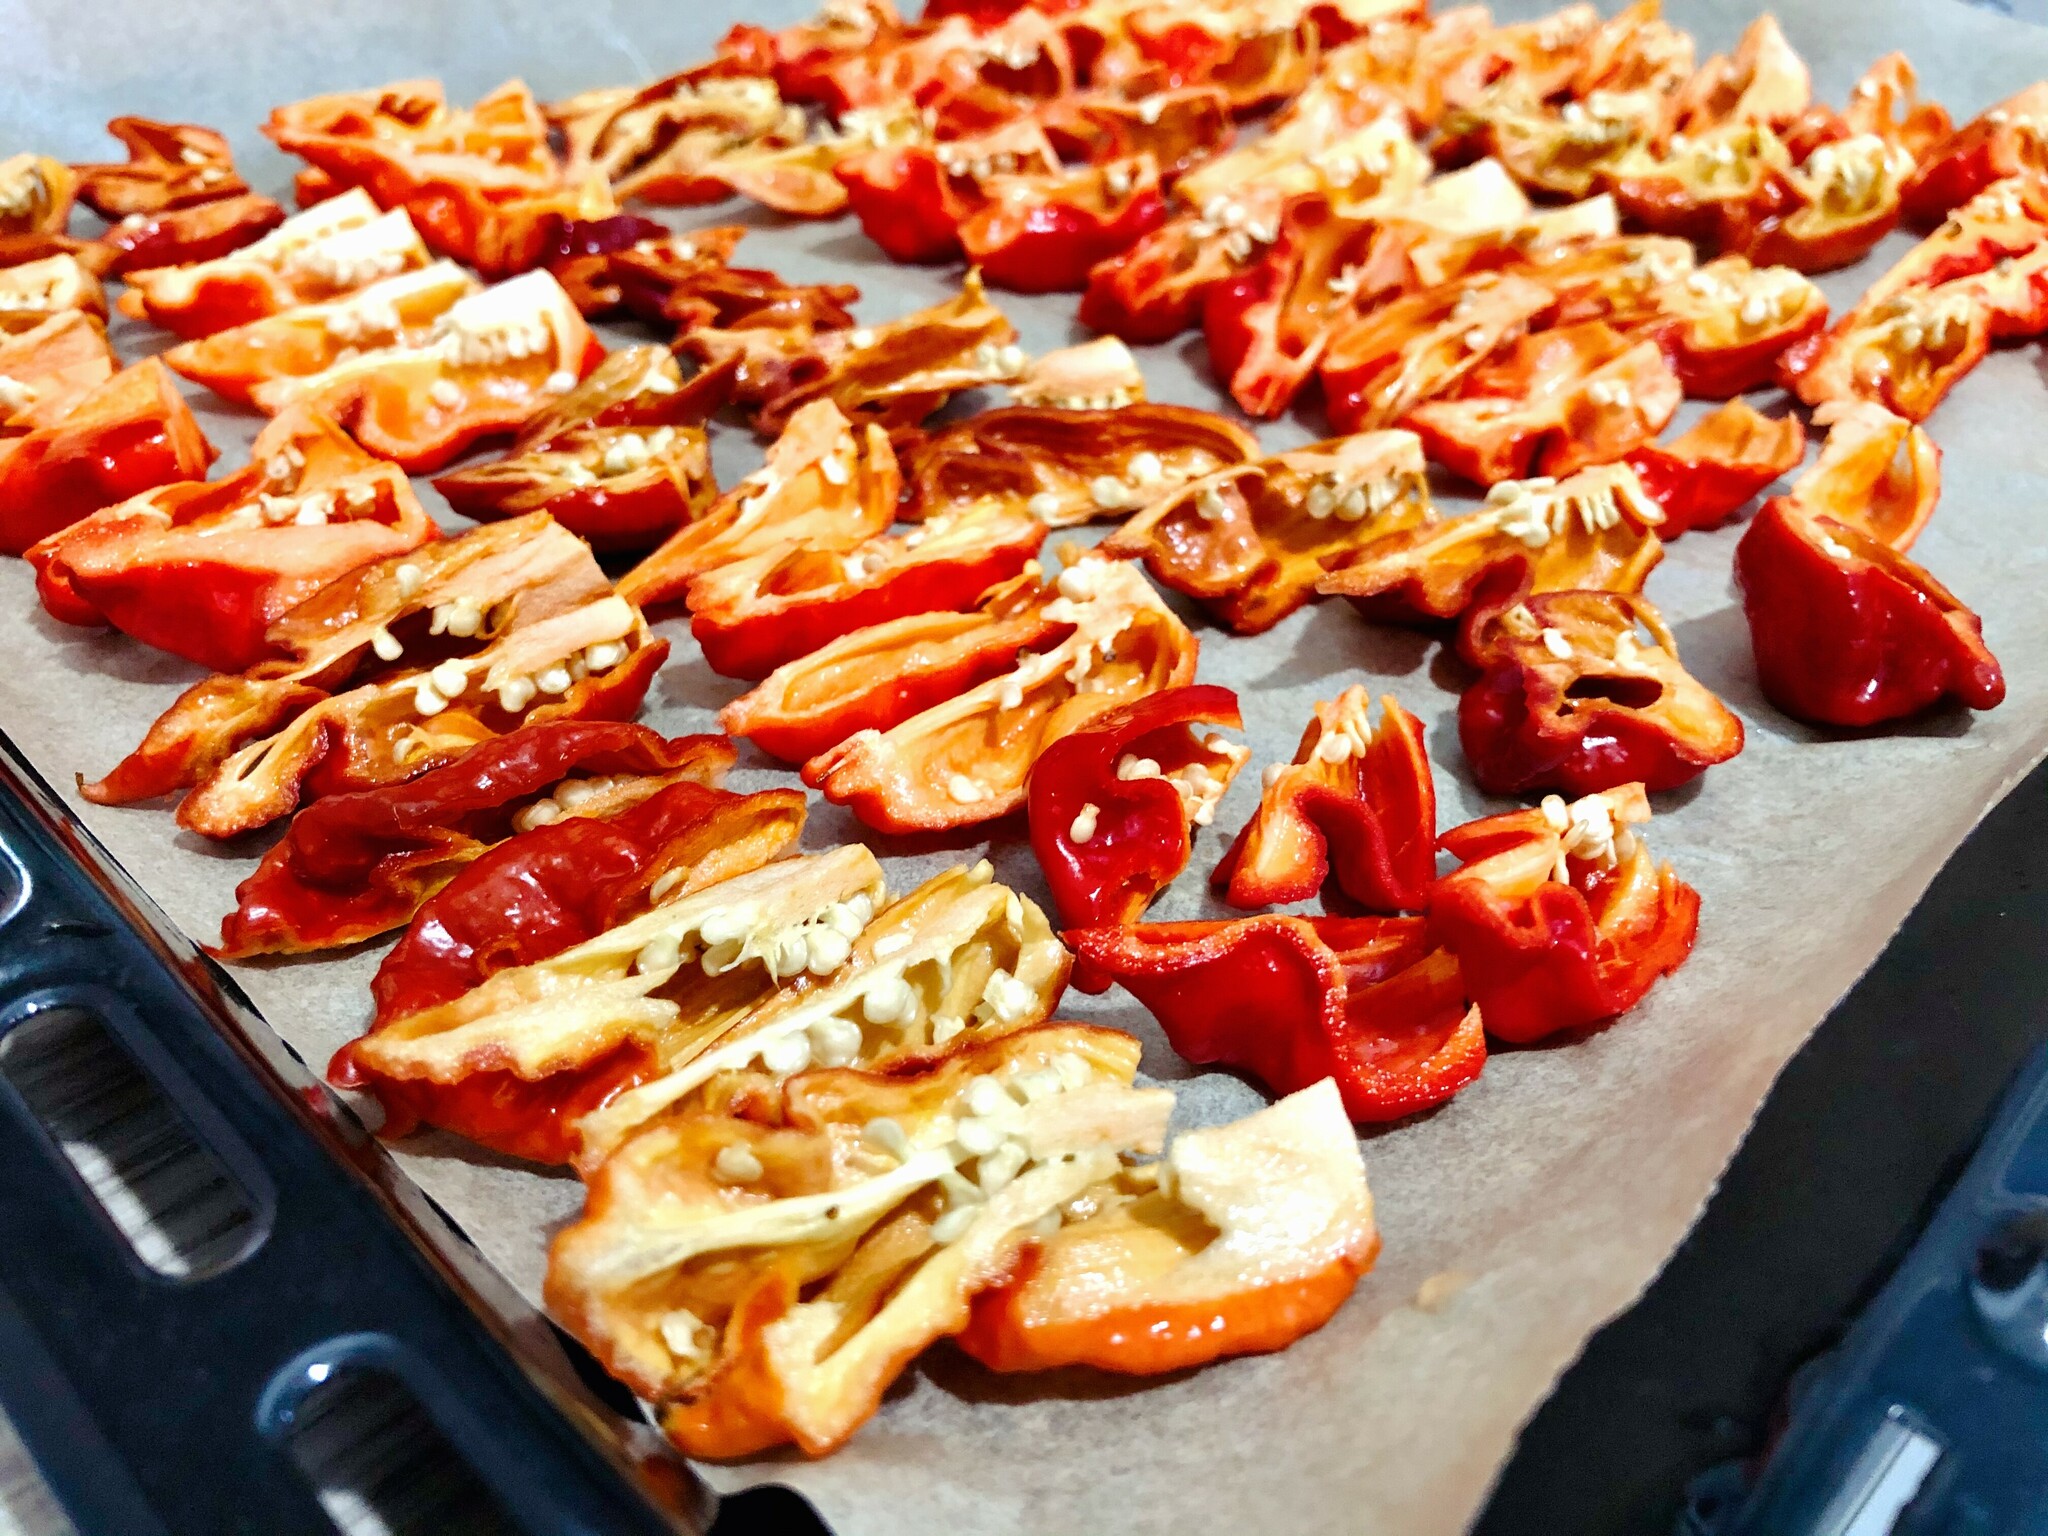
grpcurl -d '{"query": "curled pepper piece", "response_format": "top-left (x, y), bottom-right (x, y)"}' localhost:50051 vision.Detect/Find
top-left (896, 399), bottom-right (1259, 528)
top-left (1748, 130), bottom-right (1917, 274)
top-left (334, 792), bottom-right (830, 1163)
top-left (1068, 914), bottom-right (1482, 1121)
top-left (1779, 399), bottom-right (1937, 550)
top-left (694, 104), bottom-right (932, 219)
top-left (118, 189), bottom-right (432, 339)
top-left (248, 269), bottom-right (604, 473)
top-left (548, 224), bottom-right (743, 322)
top-left (27, 406), bottom-right (437, 671)
top-left (837, 120), bottom-right (1063, 265)
top-left (547, 1022), bottom-right (1162, 1458)
top-left (1093, 1), bottom-right (1316, 116)
top-left (620, 398), bottom-right (898, 612)
top-left (435, 347), bottom-right (724, 552)
top-left (73, 118), bottom-right (246, 218)
top-left (1429, 783), bottom-right (1697, 1043)
top-left (0, 358), bottom-right (216, 556)
top-left (1102, 429), bottom-right (1433, 634)
top-left (82, 512), bottom-right (668, 838)
top-left (1035, 86), bottom-right (1233, 181)
top-left (721, 569), bottom-right (1063, 764)
top-left (0, 311), bottom-right (115, 432)
top-left (1456, 582), bottom-right (1743, 796)
top-left (0, 254), bottom-right (106, 335)
top-left (1007, 334), bottom-right (1146, 409)
top-left (957, 1076), bottom-right (1378, 1374)
top-left (1622, 398), bottom-right (1804, 537)
top-left (1316, 461), bottom-right (1663, 624)
top-left (1734, 499), bottom-right (2002, 729)
top-left (958, 154), bottom-right (1169, 294)
top-left (1404, 321), bottom-right (1681, 487)
top-left (689, 504), bottom-right (1046, 680)
top-left (1900, 81), bottom-right (2048, 227)
top-left (0, 155), bottom-right (78, 239)
top-left (1027, 684), bottom-right (1247, 939)
top-left (549, 71), bottom-right (809, 206)
top-left (98, 195), bottom-right (288, 278)
top-left (1648, 255), bottom-right (1826, 397)
top-left (217, 723), bottom-right (733, 958)
top-left (1668, 14), bottom-right (1811, 138)
top-left (804, 557), bottom-right (1201, 834)
top-left (1214, 687), bottom-right (1434, 912)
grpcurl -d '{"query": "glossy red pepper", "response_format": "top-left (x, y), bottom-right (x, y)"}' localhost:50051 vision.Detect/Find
top-left (1621, 398), bottom-right (1805, 537)
top-left (214, 724), bottom-right (735, 957)
top-left (836, 122), bottom-right (1061, 265)
top-left (959, 155), bottom-right (1168, 293)
top-left (1733, 499), bottom-right (2003, 729)
top-left (1027, 684), bottom-right (1246, 947)
top-left (0, 358), bottom-right (217, 556)
top-left (1900, 81), bottom-right (2048, 227)
top-left (73, 118), bottom-right (248, 217)
top-left (1066, 915), bottom-right (1483, 1122)
top-left (1648, 255), bottom-right (1828, 397)
top-left (97, 195), bottom-right (288, 278)
top-left (1214, 687), bottom-right (1435, 913)
top-left (1428, 783), bottom-right (1698, 1044)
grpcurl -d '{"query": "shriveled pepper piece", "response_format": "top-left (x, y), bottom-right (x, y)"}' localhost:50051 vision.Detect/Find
top-left (1035, 85), bottom-right (1233, 181)
top-left (1027, 684), bottom-right (1246, 941)
top-left (436, 347), bottom-right (724, 552)
top-left (549, 71), bottom-right (809, 206)
top-left (214, 724), bottom-right (735, 958)
top-left (689, 504), bottom-right (1046, 680)
top-left (0, 311), bottom-right (115, 433)
top-left (721, 569), bottom-right (1064, 764)
top-left (1103, 429), bottom-right (1432, 634)
top-left (0, 358), bottom-right (216, 556)
top-left (1456, 581), bottom-right (1743, 796)
top-left (73, 118), bottom-right (247, 218)
top-left (957, 1077), bottom-right (1378, 1374)
top-left (1067, 914), bottom-right (1483, 1121)
top-left (27, 406), bottom-right (438, 672)
top-left (804, 556), bottom-right (1201, 834)
top-left (97, 195), bottom-right (288, 278)
top-left (620, 397), bottom-right (898, 612)
top-left (547, 1022), bottom-right (1163, 1458)
top-left (1900, 81), bottom-right (2048, 227)
top-left (1734, 499), bottom-right (2003, 729)
top-left (1622, 397), bottom-right (1804, 536)
top-left (1428, 783), bottom-right (1697, 1043)
top-left (1316, 461), bottom-right (1663, 625)
top-left (1214, 687), bottom-right (1434, 912)
top-left (0, 254), bottom-right (107, 335)
top-left (1006, 334), bottom-right (1147, 410)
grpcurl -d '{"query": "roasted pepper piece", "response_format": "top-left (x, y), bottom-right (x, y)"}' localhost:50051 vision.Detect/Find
top-left (1622, 397), bottom-right (1804, 537)
top-left (549, 71), bottom-right (809, 206)
top-left (1780, 400), bottom-right (1937, 550)
top-left (247, 269), bottom-right (604, 473)
top-left (688, 104), bottom-right (933, 219)
top-left (82, 512), bottom-right (668, 838)
top-left (689, 504), bottom-right (1046, 680)
top-left (547, 1022), bottom-right (1160, 1458)
top-left (1006, 334), bottom-right (1147, 410)
top-left (27, 406), bottom-right (438, 671)
top-left (1747, 130), bottom-right (1917, 273)
top-left (1428, 783), bottom-right (1698, 1043)
top-left (73, 118), bottom-right (246, 218)
top-left (1035, 85), bottom-right (1233, 180)
top-left (1102, 429), bottom-right (1433, 633)
top-left (1067, 914), bottom-right (1482, 1121)
top-left (958, 154), bottom-right (1169, 293)
top-left (0, 358), bottom-right (216, 556)
top-left (620, 233), bottom-right (861, 337)
top-left (1668, 14), bottom-right (1811, 138)
top-left (435, 347), bottom-right (724, 552)
top-left (1456, 582), bottom-right (1743, 796)
top-left (118, 189), bottom-right (432, 339)
top-left (0, 311), bottom-right (115, 433)
top-left (896, 399), bottom-right (1259, 529)
top-left (1734, 499), bottom-right (2003, 729)
top-left (1316, 462), bottom-right (1663, 624)
top-left (0, 254), bottom-right (107, 335)
top-left (1645, 254), bottom-right (1826, 396)
top-left (1900, 81), bottom-right (2048, 227)
top-left (1027, 684), bottom-right (1246, 941)
top-left (620, 398), bottom-right (898, 612)
top-left (98, 195), bottom-right (288, 278)
top-left (215, 724), bottom-right (735, 958)
top-left (0, 155), bottom-right (78, 239)
top-left (804, 557), bottom-right (1201, 834)
top-left (1214, 687), bottom-right (1434, 912)
top-left (720, 570), bottom-right (1064, 764)
top-left (838, 120), bottom-right (1064, 265)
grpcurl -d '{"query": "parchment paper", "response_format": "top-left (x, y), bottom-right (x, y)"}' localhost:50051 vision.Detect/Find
top-left (7, 0), bottom-right (2048, 1530)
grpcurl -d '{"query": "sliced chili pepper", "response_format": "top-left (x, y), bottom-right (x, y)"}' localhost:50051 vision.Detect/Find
top-left (1647, 254), bottom-right (1826, 397)
top-left (1095, 3), bottom-right (1316, 116)
top-left (1316, 460), bottom-right (1663, 624)
top-left (98, 195), bottom-right (288, 278)
top-left (27, 406), bottom-right (438, 671)
top-left (0, 155), bottom-right (77, 240)
top-left (804, 556), bottom-right (1200, 834)
top-left (0, 358), bottom-right (216, 556)
top-left (1779, 399), bottom-right (1938, 550)
top-left (436, 347), bottom-right (725, 552)
top-left (1067, 914), bottom-right (1483, 1121)
top-left (1214, 686), bottom-right (1434, 911)
top-left (685, 104), bottom-right (932, 219)
top-left (0, 310), bottom-right (115, 433)
top-left (1429, 783), bottom-right (1697, 1043)
top-left (620, 398), bottom-right (899, 612)
top-left (538, 213), bottom-right (674, 316)
top-left (1102, 428), bottom-right (1432, 633)
top-left (0, 253), bottom-right (107, 335)
top-left (1900, 81), bottom-right (2048, 227)
top-left (73, 118), bottom-right (246, 218)
top-left (549, 70), bottom-right (808, 206)
top-left (1006, 333), bottom-right (1146, 409)
top-left (1622, 398), bottom-right (1804, 536)
top-left (215, 724), bottom-right (735, 958)
top-left (1027, 684), bottom-right (1245, 943)
top-left (1667, 14), bottom-right (1810, 138)
top-left (1734, 499), bottom-right (2002, 729)
top-left (959, 154), bottom-right (1168, 293)
top-left (722, 0), bottom-right (903, 110)
top-left (1035, 86), bottom-right (1232, 180)
top-left (689, 503), bottom-right (1046, 679)
top-left (1747, 131), bottom-right (1917, 272)
top-left (1456, 580), bottom-right (1743, 796)
top-left (956, 1077), bottom-right (1379, 1375)
top-left (838, 120), bottom-right (1063, 265)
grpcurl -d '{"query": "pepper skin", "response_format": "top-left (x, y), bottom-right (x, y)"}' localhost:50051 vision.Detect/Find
top-left (1214, 687), bottom-right (1435, 912)
top-left (1428, 783), bottom-right (1698, 1044)
top-left (1733, 499), bottom-right (2003, 728)
top-left (958, 155), bottom-right (1168, 293)
top-left (97, 195), bottom-right (289, 278)
top-left (1066, 914), bottom-right (1484, 1122)
top-left (1622, 398), bottom-right (1804, 537)
top-left (0, 311), bottom-right (115, 432)
top-left (213, 723), bottom-right (736, 958)
top-left (73, 118), bottom-right (248, 217)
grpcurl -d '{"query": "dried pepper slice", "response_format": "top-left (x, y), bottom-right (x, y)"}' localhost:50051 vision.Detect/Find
top-left (73, 118), bottom-right (247, 217)
top-left (1621, 398), bottom-right (1804, 537)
